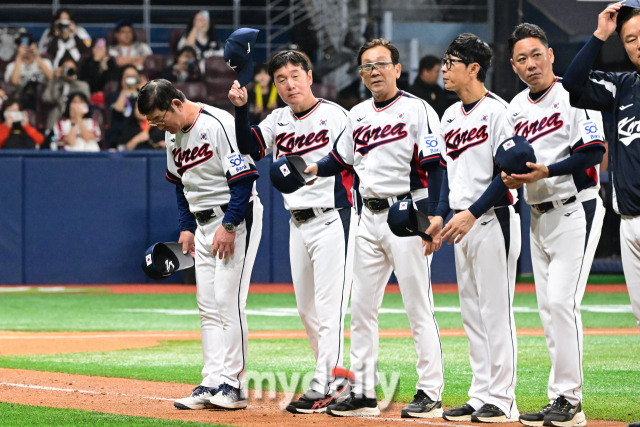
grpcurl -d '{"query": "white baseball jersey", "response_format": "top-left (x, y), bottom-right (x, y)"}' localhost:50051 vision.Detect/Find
top-left (165, 104), bottom-right (259, 211)
top-left (256, 99), bottom-right (353, 210)
top-left (335, 91), bottom-right (442, 199)
top-left (508, 78), bottom-right (605, 204)
top-left (441, 92), bottom-right (517, 210)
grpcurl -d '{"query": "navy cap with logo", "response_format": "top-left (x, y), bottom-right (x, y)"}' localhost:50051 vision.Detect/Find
top-left (142, 242), bottom-right (194, 281)
top-left (269, 154), bottom-right (317, 194)
top-left (495, 135), bottom-right (537, 175)
top-left (387, 199), bottom-right (432, 241)
top-left (224, 28), bottom-right (260, 87)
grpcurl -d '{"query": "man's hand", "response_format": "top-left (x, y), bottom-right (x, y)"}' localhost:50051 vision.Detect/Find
top-left (595, 2), bottom-right (622, 41)
top-left (228, 80), bottom-right (249, 107)
top-left (507, 162), bottom-right (549, 186)
top-left (179, 230), bottom-right (195, 257)
top-left (441, 209), bottom-right (476, 245)
top-left (212, 225), bottom-right (236, 260)
top-left (304, 163), bottom-right (319, 176)
top-left (422, 216), bottom-right (443, 255)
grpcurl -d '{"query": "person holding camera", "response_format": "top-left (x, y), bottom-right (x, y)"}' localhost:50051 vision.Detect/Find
top-left (108, 20), bottom-right (152, 70)
top-left (78, 38), bottom-right (119, 108)
top-left (39, 8), bottom-right (91, 69)
top-left (0, 97), bottom-right (44, 149)
top-left (177, 10), bottom-right (223, 61)
top-left (42, 54), bottom-right (91, 130)
top-left (161, 46), bottom-right (203, 84)
top-left (53, 91), bottom-right (101, 152)
top-left (4, 33), bottom-right (53, 110)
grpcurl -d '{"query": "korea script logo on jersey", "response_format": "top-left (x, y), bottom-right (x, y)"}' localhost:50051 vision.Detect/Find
top-left (513, 112), bottom-right (564, 143)
top-left (617, 116), bottom-right (640, 146)
top-left (353, 123), bottom-right (408, 155)
top-left (172, 144), bottom-right (214, 175)
top-left (444, 125), bottom-right (488, 160)
top-left (275, 130), bottom-right (330, 156)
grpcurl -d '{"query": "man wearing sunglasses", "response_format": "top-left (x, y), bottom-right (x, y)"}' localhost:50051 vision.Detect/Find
top-left (428, 33), bottom-right (521, 423)
top-left (138, 79), bottom-right (263, 411)
top-left (306, 38), bottom-right (445, 419)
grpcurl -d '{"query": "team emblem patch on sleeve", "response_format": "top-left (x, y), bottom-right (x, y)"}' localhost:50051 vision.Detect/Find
top-left (225, 153), bottom-right (250, 176)
top-left (502, 140), bottom-right (515, 150)
top-left (420, 134), bottom-right (440, 156)
top-left (579, 119), bottom-right (604, 142)
top-left (279, 164), bottom-right (291, 176)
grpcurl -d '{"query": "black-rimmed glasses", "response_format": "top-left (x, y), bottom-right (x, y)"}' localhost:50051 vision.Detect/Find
top-left (441, 57), bottom-right (466, 70)
top-left (148, 110), bottom-right (168, 127)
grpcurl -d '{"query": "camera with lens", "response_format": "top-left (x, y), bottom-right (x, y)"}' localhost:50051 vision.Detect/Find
top-left (125, 76), bottom-right (140, 87)
top-left (56, 20), bottom-right (71, 32)
top-left (61, 66), bottom-right (76, 78)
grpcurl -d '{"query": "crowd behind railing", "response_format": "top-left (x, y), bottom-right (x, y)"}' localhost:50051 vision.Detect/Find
top-left (0, 8), bottom-right (337, 151)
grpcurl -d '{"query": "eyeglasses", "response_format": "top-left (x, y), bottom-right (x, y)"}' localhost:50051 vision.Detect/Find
top-left (148, 110), bottom-right (167, 126)
top-left (441, 57), bottom-right (466, 70)
top-left (358, 61), bottom-right (395, 74)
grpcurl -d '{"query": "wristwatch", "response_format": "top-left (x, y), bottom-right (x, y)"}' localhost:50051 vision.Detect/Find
top-left (222, 222), bottom-right (237, 232)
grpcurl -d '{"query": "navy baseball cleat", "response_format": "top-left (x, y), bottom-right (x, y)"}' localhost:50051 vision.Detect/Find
top-left (443, 403), bottom-right (476, 421)
top-left (542, 397), bottom-right (586, 427)
top-left (173, 385), bottom-right (218, 410)
top-left (519, 403), bottom-right (553, 426)
top-left (471, 403), bottom-right (519, 423)
top-left (326, 392), bottom-right (380, 417)
top-left (400, 390), bottom-right (443, 418)
top-left (204, 383), bottom-right (247, 410)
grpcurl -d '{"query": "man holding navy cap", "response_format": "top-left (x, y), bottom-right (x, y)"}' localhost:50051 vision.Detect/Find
top-left (227, 35), bottom-right (356, 413)
top-left (138, 78), bottom-right (262, 411)
top-left (505, 23), bottom-right (605, 426)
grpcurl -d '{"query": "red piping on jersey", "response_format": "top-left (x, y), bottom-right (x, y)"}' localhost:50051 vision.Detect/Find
top-left (330, 150), bottom-right (353, 169)
top-left (420, 154), bottom-right (440, 164)
top-left (461, 91), bottom-right (491, 116)
top-left (252, 127), bottom-right (266, 157)
top-left (341, 169), bottom-right (354, 205)
top-left (228, 170), bottom-right (258, 183)
top-left (526, 77), bottom-right (558, 104)
top-left (372, 91), bottom-right (404, 112)
top-left (166, 172), bottom-right (181, 183)
top-left (182, 104), bottom-right (204, 133)
top-left (293, 100), bottom-right (323, 120)
top-left (574, 140), bottom-right (605, 152)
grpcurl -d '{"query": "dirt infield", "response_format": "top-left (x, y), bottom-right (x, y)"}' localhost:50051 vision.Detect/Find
top-left (0, 368), bottom-right (627, 427)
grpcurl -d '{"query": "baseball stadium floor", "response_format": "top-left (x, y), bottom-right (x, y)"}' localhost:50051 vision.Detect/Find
top-left (0, 283), bottom-right (637, 426)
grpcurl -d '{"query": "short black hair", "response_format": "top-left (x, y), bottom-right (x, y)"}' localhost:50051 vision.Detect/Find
top-left (445, 33), bottom-right (492, 83)
top-left (137, 79), bottom-right (186, 115)
top-left (268, 50), bottom-right (312, 79)
top-left (617, 7), bottom-right (640, 35)
top-left (508, 23), bottom-right (549, 56)
top-left (357, 38), bottom-right (399, 65)
top-left (419, 55), bottom-right (440, 72)
top-left (62, 91), bottom-right (91, 119)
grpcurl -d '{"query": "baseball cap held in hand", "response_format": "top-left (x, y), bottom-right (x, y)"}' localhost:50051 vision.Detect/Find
top-left (142, 242), bottom-right (194, 280)
top-left (387, 200), bottom-right (432, 241)
top-left (224, 28), bottom-right (260, 87)
top-left (495, 135), bottom-right (537, 175)
top-left (270, 154), bottom-right (317, 194)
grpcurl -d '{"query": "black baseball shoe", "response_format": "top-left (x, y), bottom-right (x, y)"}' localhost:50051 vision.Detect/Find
top-left (519, 403), bottom-right (553, 426)
top-left (443, 403), bottom-right (476, 421)
top-left (326, 392), bottom-right (380, 417)
top-left (542, 397), bottom-right (586, 427)
top-left (628, 422), bottom-right (640, 427)
top-left (400, 389), bottom-right (443, 418)
top-left (471, 403), bottom-right (519, 423)
top-left (286, 390), bottom-right (334, 414)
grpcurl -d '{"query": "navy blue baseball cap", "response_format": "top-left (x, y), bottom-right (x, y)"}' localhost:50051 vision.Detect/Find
top-left (387, 199), bottom-right (432, 241)
top-left (224, 28), bottom-right (260, 87)
top-left (269, 154), bottom-right (317, 194)
top-left (618, 1), bottom-right (640, 33)
top-left (142, 242), bottom-right (194, 281)
top-left (495, 135), bottom-right (537, 175)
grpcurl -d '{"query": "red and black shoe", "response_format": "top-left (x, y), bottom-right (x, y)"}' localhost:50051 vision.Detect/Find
top-left (286, 390), bottom-right (336, 414)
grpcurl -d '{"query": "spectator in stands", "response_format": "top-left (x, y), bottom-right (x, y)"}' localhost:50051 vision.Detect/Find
top-left (248, 63), bottom-right (283, 122)
top-left (177, 10), bottom-right (223, 61)
top-left (42, 54), bottom-right (91, 130)
top-left (4, 33), bottom-right (53, 110)
top-left (0, 97), bottom-right (44, 149)
top-left (110, 65), bottom-right (147, 121)
top-left (108, 20), bottom-right (152, 70)
top-left (0, 26), bottom-right (27, 63)
top-left (54, 91), bottom-right (101, 151)
top-left (78, 37), bottom-right (119, 108)
top-left (0, 88), bottom-right (7, 110)
top-left (106, 100), bottom-right (165, 151)
top-left (161, 46), bottom-right (203, 84)
top-left (39, 8), bottom-right (91, 69)
top-left (408, 54), bottom-right (453, 118)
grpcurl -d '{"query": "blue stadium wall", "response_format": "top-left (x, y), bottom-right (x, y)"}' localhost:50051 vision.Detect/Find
top-left (0, 151), bottom-right (533, 284)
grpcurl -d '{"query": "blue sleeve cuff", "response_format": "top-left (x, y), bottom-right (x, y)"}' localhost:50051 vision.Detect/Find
top-left (435, 169), bottom-right (451, 218)
top-left (468, 174), bottom-right (509, 218)
top-left (222, 177), bottom-right (255, 226)
top-left (175, 184), bottom-right (196, 232)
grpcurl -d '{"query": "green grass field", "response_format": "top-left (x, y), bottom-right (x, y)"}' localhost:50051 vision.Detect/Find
top-left (0, 288), bottom-right (638, 423)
